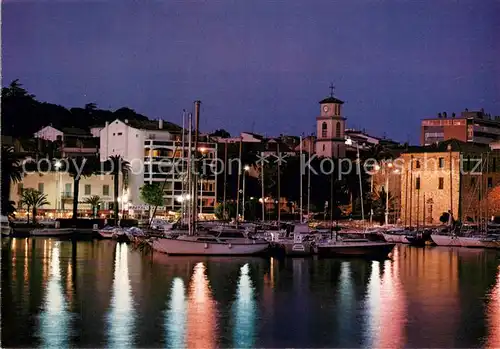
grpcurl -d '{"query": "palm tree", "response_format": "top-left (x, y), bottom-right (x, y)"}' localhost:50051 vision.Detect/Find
top-left (1, 146), bottom-right (23, 216)
top-left (108, 155), bottom-right (130, 225)
top-left (83, 195), bottom-right (102, 218)
top-left (66, 156), bottom-right (99, 221)
top-left (20, 188), bottom-right (50, 224)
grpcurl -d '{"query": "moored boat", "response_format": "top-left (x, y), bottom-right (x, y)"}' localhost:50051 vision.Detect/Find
top-left (30, 228), bottom-right (75, 237)
top-left (381, 228), bottom-right (410, 243)
top-left (430, 233), bottom-right (460, 246)
top-left (151, 230), bottom-right (269, 255)
top-left (96, 226), bottom-right (117, 239)
top-left (315, 237), bottom-right (395, 258)
top-left (1, 216), bottom-right (12, 237)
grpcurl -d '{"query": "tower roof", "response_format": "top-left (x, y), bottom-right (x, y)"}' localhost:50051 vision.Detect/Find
top-left (319, 96), bottom-right (344, 104)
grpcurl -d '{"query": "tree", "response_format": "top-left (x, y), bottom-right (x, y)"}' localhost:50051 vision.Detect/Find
top-left (210, 129), bottom-right (231, 138)
top-left (83, 195), bottom-right (102, 218)
top-left (20, 188), bottom-right (50, 224)
top-left (64, 156), bottom-right (100, 222)
top-left (107, 155), bottom-right (130, 225)
top-left (1, 146), bottom-right (23, 216)
top-left (140, 183), bottom-right (165, 218)
top-left (214, 201), bottom-right (237, 220)
top-left (487, 185), bottom-right (500, 217)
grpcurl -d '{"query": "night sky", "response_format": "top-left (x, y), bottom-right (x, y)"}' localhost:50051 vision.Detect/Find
top-left (3, 0), bottom-right (499, 144)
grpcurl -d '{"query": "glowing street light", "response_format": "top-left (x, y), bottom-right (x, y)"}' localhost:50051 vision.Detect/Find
top-left (242, 165), bottom-right (250, 221)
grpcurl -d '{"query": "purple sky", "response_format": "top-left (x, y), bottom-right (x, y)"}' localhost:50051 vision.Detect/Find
top-left (3, 0), bottom-right (499, 143)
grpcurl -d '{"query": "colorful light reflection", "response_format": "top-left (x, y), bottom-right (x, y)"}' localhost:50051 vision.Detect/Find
top-left (485, 266), bottom-right (500, 348)
top-left (107, 243), bottom-right (134, 348)
top-left (166, 277), bottom-right (186, 348)
top-left (233, 263), bottom-right (256, 348)
top-left (39, 242), bottom-right (70, 348)
top-left (187, 262), bottom-right (216, 349)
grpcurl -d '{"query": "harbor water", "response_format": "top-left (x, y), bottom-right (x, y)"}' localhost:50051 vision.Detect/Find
top-left (2, 238), bottom-right (499, 348)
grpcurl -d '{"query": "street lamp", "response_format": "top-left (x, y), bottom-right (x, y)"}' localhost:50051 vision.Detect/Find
top-left (242, 165), bottom-right (250, 221)
top-left (345, 138), bottom-right (364, 222)
top-left (384, 163), bottom-right (400, 226)
top-left (54, 161), bottom-right (62, 213)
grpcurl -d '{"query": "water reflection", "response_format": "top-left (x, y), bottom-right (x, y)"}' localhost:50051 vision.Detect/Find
top-left (364, 260), bottom-right (382, 347)
top-left (485, 265), bottom-right (500, 348)
top-left (39, 241), bottom-right (70, 348)
top-left (107, 243), bottom-right (134, 348)
top-left (232, 263), bottom-right (256, 348)
top-left (377, 248), bottom-right (406, 348)
top-left (187, 262), bottom-right (217, 349)
top-left (337, 261), bottom-right (354, 344)
top-left (166, 278), bottom-right (186, 348)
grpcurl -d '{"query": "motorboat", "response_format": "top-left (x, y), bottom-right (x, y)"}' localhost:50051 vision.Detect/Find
top-left (150, 218), bottom-right (175, 231)
top-left (150, 230), bottom-right (269, 256)
top-left (96, 226), bottom-right (117, 239)
top-left (381, 227), bottom-right (410, 243)
top-left (314, 234), bottom-right (396, 258)
top-left (30, 228), bottom-right (75, 237)
top-left (1, 216), bottom-right (12, 237)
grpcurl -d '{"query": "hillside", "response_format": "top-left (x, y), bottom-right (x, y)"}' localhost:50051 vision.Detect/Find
top-left (1, 80), bottom-right (151, 137)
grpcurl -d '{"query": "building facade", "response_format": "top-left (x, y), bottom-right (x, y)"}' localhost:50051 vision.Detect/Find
top-left (400, 140), bottom-right (500, 226)
top-left (421, 109), bottom-right (500, 146)
top-left (10, 172), bottom-right (117, 219)
top-left (99, 118), bottom-right (218, 215)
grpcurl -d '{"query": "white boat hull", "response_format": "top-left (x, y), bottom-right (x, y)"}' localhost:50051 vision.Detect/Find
top-left (30, 228), bottom-right (75, 236)
top-left (460, 236), bottom-right (486, 248)
top-left (97, 230), bottom-right (115, 239)
top-left (382, 233), bottom-right (409, 243)
top-left (1, 227), bottom-right (12, 236)
top-left (431, 234), bottom-right (494, 248)
top-left (151, 237), bottom-right (269, 255)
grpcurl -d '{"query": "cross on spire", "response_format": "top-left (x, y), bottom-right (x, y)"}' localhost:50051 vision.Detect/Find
top-left (329, 83), bottom-right (335, 97)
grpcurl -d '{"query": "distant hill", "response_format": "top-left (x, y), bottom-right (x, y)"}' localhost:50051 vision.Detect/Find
top-left (1, 79), bottom-right (150, 137)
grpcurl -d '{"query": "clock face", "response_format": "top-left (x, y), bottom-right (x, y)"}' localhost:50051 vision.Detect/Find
top-left (323, 105), bottom-right (329, 113)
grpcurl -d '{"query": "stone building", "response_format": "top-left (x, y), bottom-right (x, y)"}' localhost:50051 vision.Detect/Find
top-left (400, 139), bottom-right (500, 227)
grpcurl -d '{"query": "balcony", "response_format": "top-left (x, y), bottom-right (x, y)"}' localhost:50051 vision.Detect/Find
top-left (61, 192), bottom-right (73, 200)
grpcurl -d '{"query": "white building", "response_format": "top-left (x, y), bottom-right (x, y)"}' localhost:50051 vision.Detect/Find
top-left (34, 125), bottom-right (64, 142)
top-left (10, 171), bottom-right (117, 219)
top-left (99, 118), bottom-right (218, 214)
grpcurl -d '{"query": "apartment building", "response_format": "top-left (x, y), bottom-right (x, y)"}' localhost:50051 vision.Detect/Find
top-left (99, 118), bottom-right (218, 215)
top-left (421, 109), bottom-right (500, 146)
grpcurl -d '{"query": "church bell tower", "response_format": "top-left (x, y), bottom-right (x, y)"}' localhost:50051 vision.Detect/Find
top-left (315, 84), bottom-right (346, 158)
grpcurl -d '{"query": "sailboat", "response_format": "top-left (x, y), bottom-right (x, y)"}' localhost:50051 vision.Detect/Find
top-left (150, 101), bottom-right (269, 256)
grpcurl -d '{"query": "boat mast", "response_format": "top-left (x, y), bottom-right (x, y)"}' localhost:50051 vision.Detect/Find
top-left (307, 138), bottom-right (311, 219)
top-left (223, 140), bottom-right (228, 219)
top-left (261, 150), bottom-right (265, 221)
top-left (235, 137), bottom-right (242, 226)
top-left (192, 101), bottom-right (201, 232)
top-left (277, 143), bottom-right (281, 225)
top-left (187, 113), bottom-right (193, 235)
top-left (181, 110), bottom-right (186, 222)
top-left (484, 152), bottom-right (490, 234)
top-left (299, 136), bottom-right (303, 223)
